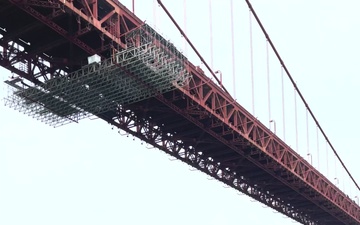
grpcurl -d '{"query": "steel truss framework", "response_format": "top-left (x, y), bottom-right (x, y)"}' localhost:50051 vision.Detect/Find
top-left (170, 65), bottom-right (360, 224)
top-left (4, 25), bottom-right (191, 126)
top-left (1, 0), bottom-right (360, 224)
top-left (9, 0), bottom-right (141, 51)
top-left (0, 0), bottom-right (142, 86)
top-left (0, 35), bottom-right (68, 84)
top-left (104, 70), bottom-right (360, 224)
top-left (106, 106), bottom-right (316, 225)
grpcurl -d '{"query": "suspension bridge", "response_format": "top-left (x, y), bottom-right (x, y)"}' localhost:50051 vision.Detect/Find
top-left (0, 0), bottom-right (359, 224)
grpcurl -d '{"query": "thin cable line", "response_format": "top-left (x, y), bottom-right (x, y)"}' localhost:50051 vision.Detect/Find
top-left (244, 0), bottom-right (360, 191)
top-left (266, 41), bottom-right (271, 126)
top-left (209, 0), bottom-right (214, 69)
top-left (157, 0), bottom-right (230, 95)
top-left (316, 128), bottom-right (320, 169)
top-left (153, 0), bottom-right (157, 28)
top-left (230, 0), bottom-right (236, 98)
top-left (249, 10), bottom-right (255, 115)
top-left (183, 0), bottom-right (187, 56)
top-left (306, 109), bottom-right (310, 157)
top-left (294, 89), bottom-right (298, 152)
top-left (281, 67), bottom-right (285, 141)
top-left (326, 143), bottom-right (329, 177)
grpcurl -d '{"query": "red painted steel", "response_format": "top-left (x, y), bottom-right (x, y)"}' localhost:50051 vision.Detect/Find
top-left (179, 65), bottom-right (360, 224)
top-left (1, 0), bottom-right (359, 224)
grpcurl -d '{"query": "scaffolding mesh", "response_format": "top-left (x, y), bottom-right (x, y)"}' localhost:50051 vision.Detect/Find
top-left (4, 24), bottom-right (191, 127)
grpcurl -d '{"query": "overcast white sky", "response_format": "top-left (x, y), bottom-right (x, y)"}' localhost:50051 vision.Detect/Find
top-left (1, 0), bottom-right (360, 224)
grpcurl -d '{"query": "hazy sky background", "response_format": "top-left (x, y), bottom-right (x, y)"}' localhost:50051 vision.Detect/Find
top-left (1, 0), bottom-right (360, 224)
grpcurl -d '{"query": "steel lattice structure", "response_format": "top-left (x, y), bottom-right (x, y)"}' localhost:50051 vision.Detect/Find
top-left (4, 24), bottom-right (190, 126)
top-left (0, 0), bottom-right (359, 224)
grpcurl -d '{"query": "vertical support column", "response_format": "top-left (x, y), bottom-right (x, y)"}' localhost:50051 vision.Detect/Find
top-left (2, 42), bottom-right (8, 62)
top-left (92, 0), bottom-right (98, 19)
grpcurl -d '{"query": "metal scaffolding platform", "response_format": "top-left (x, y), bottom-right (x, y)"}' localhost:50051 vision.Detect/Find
top-left (4, 24), bottom-right (191, 127)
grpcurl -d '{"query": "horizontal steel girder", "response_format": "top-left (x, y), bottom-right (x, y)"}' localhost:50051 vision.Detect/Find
top-left (104, 107), bottom-right (316, 225)
top-left (3, 0), bottom-right (359, 224)
top-left (169, 63), bottom-right (360, 225)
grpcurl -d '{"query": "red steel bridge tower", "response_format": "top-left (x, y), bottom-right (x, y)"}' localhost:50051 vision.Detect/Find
top-left (0, 0), bottom-right (359, 224)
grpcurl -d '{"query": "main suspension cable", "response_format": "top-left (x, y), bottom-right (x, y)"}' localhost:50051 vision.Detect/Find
top-left (244, 0), bottom-right (360, 191)
top-left (156, 0), bottom-right (231, 96)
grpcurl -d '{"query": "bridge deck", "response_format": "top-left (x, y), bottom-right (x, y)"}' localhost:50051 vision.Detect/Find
top-left (0, 0), bottom-right (359, 224)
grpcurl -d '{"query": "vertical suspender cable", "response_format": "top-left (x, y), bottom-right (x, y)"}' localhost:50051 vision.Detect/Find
top-left (281, 67), bottom-right (286, 141)
top-left (249, 10), bottom-right (255, 115)
top-left (209, 0), bottom-right (214, 69)
top-left (349, 177), bottom-right (352, 199)
top-left (326, 143), bottom-right (329, 177)
top-left (157, 0), bottom-right (231, 95)
top-left (183, 0), bottom-right (188, 56)
top-left (294, 89), bottom-right (298, 152)
top-left (244, 0), bottom-right (360, 191)
top-left (230, 0), bottom-right (236, 98)
top-left (334, 154), bottom-right (338, 181)
top-left (132, 0), bottom-right (134, 13)
top-left (153, 0), bottom-right (157, 28)
top-left (306, 109), bottom-right (310, 162)
top-left (266, 41), bottom-right (271, 127)
top-left (316, 128), bottom-right (320, 169)
top-left (342, 169), bottom-right (345, 192)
